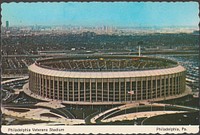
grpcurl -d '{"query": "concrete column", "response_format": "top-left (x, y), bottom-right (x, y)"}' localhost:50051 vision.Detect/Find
top-left (31, 72), bottom-right (33, 92)
top-left (182, 72), bottom-right (185, 93)
top-left (90, 79), bottom-right (92, 102)
top-left (174, 74), bottom-right (177, 95)
top-left (151, 76), bottom-right (153, 99)
top-left (36, 74), bottom-right (41, 95)
top-left (160, 76), bottom-right (162, 98)
top-left (141, 78), bottom-right (143, 100)
top-left (40, 75), bottom-right (42, 96)
top-left (168, 75), bottom-right (171, 96)
top-left (45, 76), bottom-right (48, 98)
top-left (53, 77), bottom-right (55, 100)
top-left (67, 78), bottom-right (69, 101)
top-left (155, 76), bottom-right (157, 99)
top-left (57, 79), bottom-right (59, 100)
top-left (38, 74), bottom-right (40, 94)
top-left (136, 79), bottom-right (137, 101)
top-left (102, 79), bottom-right (103, 102)
top-left (108, 79), bottom-right (109, 102)
top-left (181, 73), bottom-right (184, 93)
top-left (127, 78), bottom-right (132, 101)
top-left (62, 79), bottom-right (64, 101)
top-left (178, 73), bottom-right (180, 94)
top-left (96, 80), bottom-right (97, 102)
top-left (35, 73), bottom-right (37, 93)
top-left (124, 79), bottom-right (127, 102)
top-left (33, 72), bottom-right (34, 92)
top-left (42, 75), bottom-right (44, 97)
top-left (84, 79), bottom-right (86, 102)
top-left (172, 75), bottom-right (174, 96)
top-left (156, 75), bottom-right (162, 98)
top-left (113, 79), bottom-right (115, 102)
top-left (78, 79), bottom-right (80, 102)
top-left (49, 76), bottom-right (51, 99)
top-left (72, 79), bottom-right (74, 101)
top-left (164, 76), bottom-right (166, 98)
top-left (146, 78), bottom-right (148, 100)
top-left (119, 79), bottom-right (121, 102)
top-left (33, 73), bottom-right (36, 93)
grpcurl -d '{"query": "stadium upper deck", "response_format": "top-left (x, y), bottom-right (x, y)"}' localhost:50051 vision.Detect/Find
top-left (35, 55), bottom-right (178, 72)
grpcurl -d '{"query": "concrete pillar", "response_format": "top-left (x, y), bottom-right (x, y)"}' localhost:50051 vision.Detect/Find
top-left (52, 77), bottom-right (55, 100)
top-left (84, 79), bottom-right (86, 102)
top-left (119, 80), bottom-right (121, 102)
top-left (141, 78), bottom-right (143, 100)
top-left (136, 79), bottom-right (137, 101)
top-left (113, 79), bottom-right (115, 102)
top-left (174, 74), bottom-right (177, 95)
top-left (124, 79), bottom-right (127, 102)
top-left (151, 76), bottom-right (153, 99)
top-left (164, 76), bottom-right (166, 98)
top-left (172, 75), bottom-right (174, 96)
top-left (57, 79), bottom-right (59, 100)
top-left (41, 75), bottom-right (43, 97)
top-left (78, 79), bottom-right (80, 102)
top-left (62, 79), bottom-right (64, 101)
top-left (90, 79), bottom-right (92, 102)
top-left (96, 80), bottom-right (97, 102)
top-left (67, 79), bottom-right (69, 101)
top-left (45, 76), bottom-right (47, 98)
top-left (168, 75), bottom-right (171, 96)
top-left (102, 79), bottom-right (103, 102)
top-left (155, 76), bottom-right (157, 99)
top-left (146, 78), bottom-right (148, 100)
top-left (160, 76), bottom-right (162, 98)
top-left (72, 79), bottom-right (74, 101)
top-left (177, 73), bottom-right (180, 94)
top-left (108, 79), bottom-right (109, 102)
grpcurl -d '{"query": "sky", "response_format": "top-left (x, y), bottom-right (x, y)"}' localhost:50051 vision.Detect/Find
top-left (2, 2), bottom-right (199, 27)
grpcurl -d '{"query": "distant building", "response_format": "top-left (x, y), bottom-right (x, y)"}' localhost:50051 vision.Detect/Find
top-left (193, 30), bottom-right (199, 35)
top-left (71, 48), bottom-right (76, 51)
top-left (6, 21), bottom-right (9, 29)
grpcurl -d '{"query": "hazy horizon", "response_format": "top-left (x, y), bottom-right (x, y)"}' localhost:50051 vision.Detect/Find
top-left (2, 2), bottom-right (199, 27)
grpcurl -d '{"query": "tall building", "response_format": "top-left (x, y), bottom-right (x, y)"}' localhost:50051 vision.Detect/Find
top-left (6, 21), bottom-right (9, 29)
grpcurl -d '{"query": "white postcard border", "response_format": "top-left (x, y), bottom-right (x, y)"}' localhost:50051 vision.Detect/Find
top-left (1, 125), bottom-right (199, 134)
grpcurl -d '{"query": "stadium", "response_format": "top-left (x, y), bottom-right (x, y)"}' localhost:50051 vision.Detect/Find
top-left (28, 55), bottom-right (186, 105)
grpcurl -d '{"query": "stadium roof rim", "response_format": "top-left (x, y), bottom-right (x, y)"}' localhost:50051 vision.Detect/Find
top-left (28, 63), bottom-right (185, 78)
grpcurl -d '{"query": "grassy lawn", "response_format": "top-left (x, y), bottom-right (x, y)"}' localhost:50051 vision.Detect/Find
top-left (143, 111), bottom-right (199, 125)
top-left (157, 95), bottom-right (199, 108)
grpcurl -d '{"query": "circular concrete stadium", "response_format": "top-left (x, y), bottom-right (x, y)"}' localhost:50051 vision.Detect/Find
top-left (28, 55), bottom-right (186, 105)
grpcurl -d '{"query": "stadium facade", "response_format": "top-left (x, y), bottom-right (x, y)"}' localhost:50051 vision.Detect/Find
top-left (28, 56), bottom-right (186, 104)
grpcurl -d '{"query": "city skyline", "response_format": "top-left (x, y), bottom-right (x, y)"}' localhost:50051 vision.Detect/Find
top-left (2, 2), bottom-right (199, 27)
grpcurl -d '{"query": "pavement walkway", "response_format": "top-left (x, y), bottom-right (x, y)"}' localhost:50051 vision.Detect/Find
top-left (2, 107), bottom-right (85, 125)
top-left (35, 101), bottom-right (65, 109)
top-left (101, 111), bottom-right (187, 123)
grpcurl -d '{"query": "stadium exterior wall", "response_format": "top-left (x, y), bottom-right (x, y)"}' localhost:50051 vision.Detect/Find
top-left (28, 62), bottom-right (186, 104)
